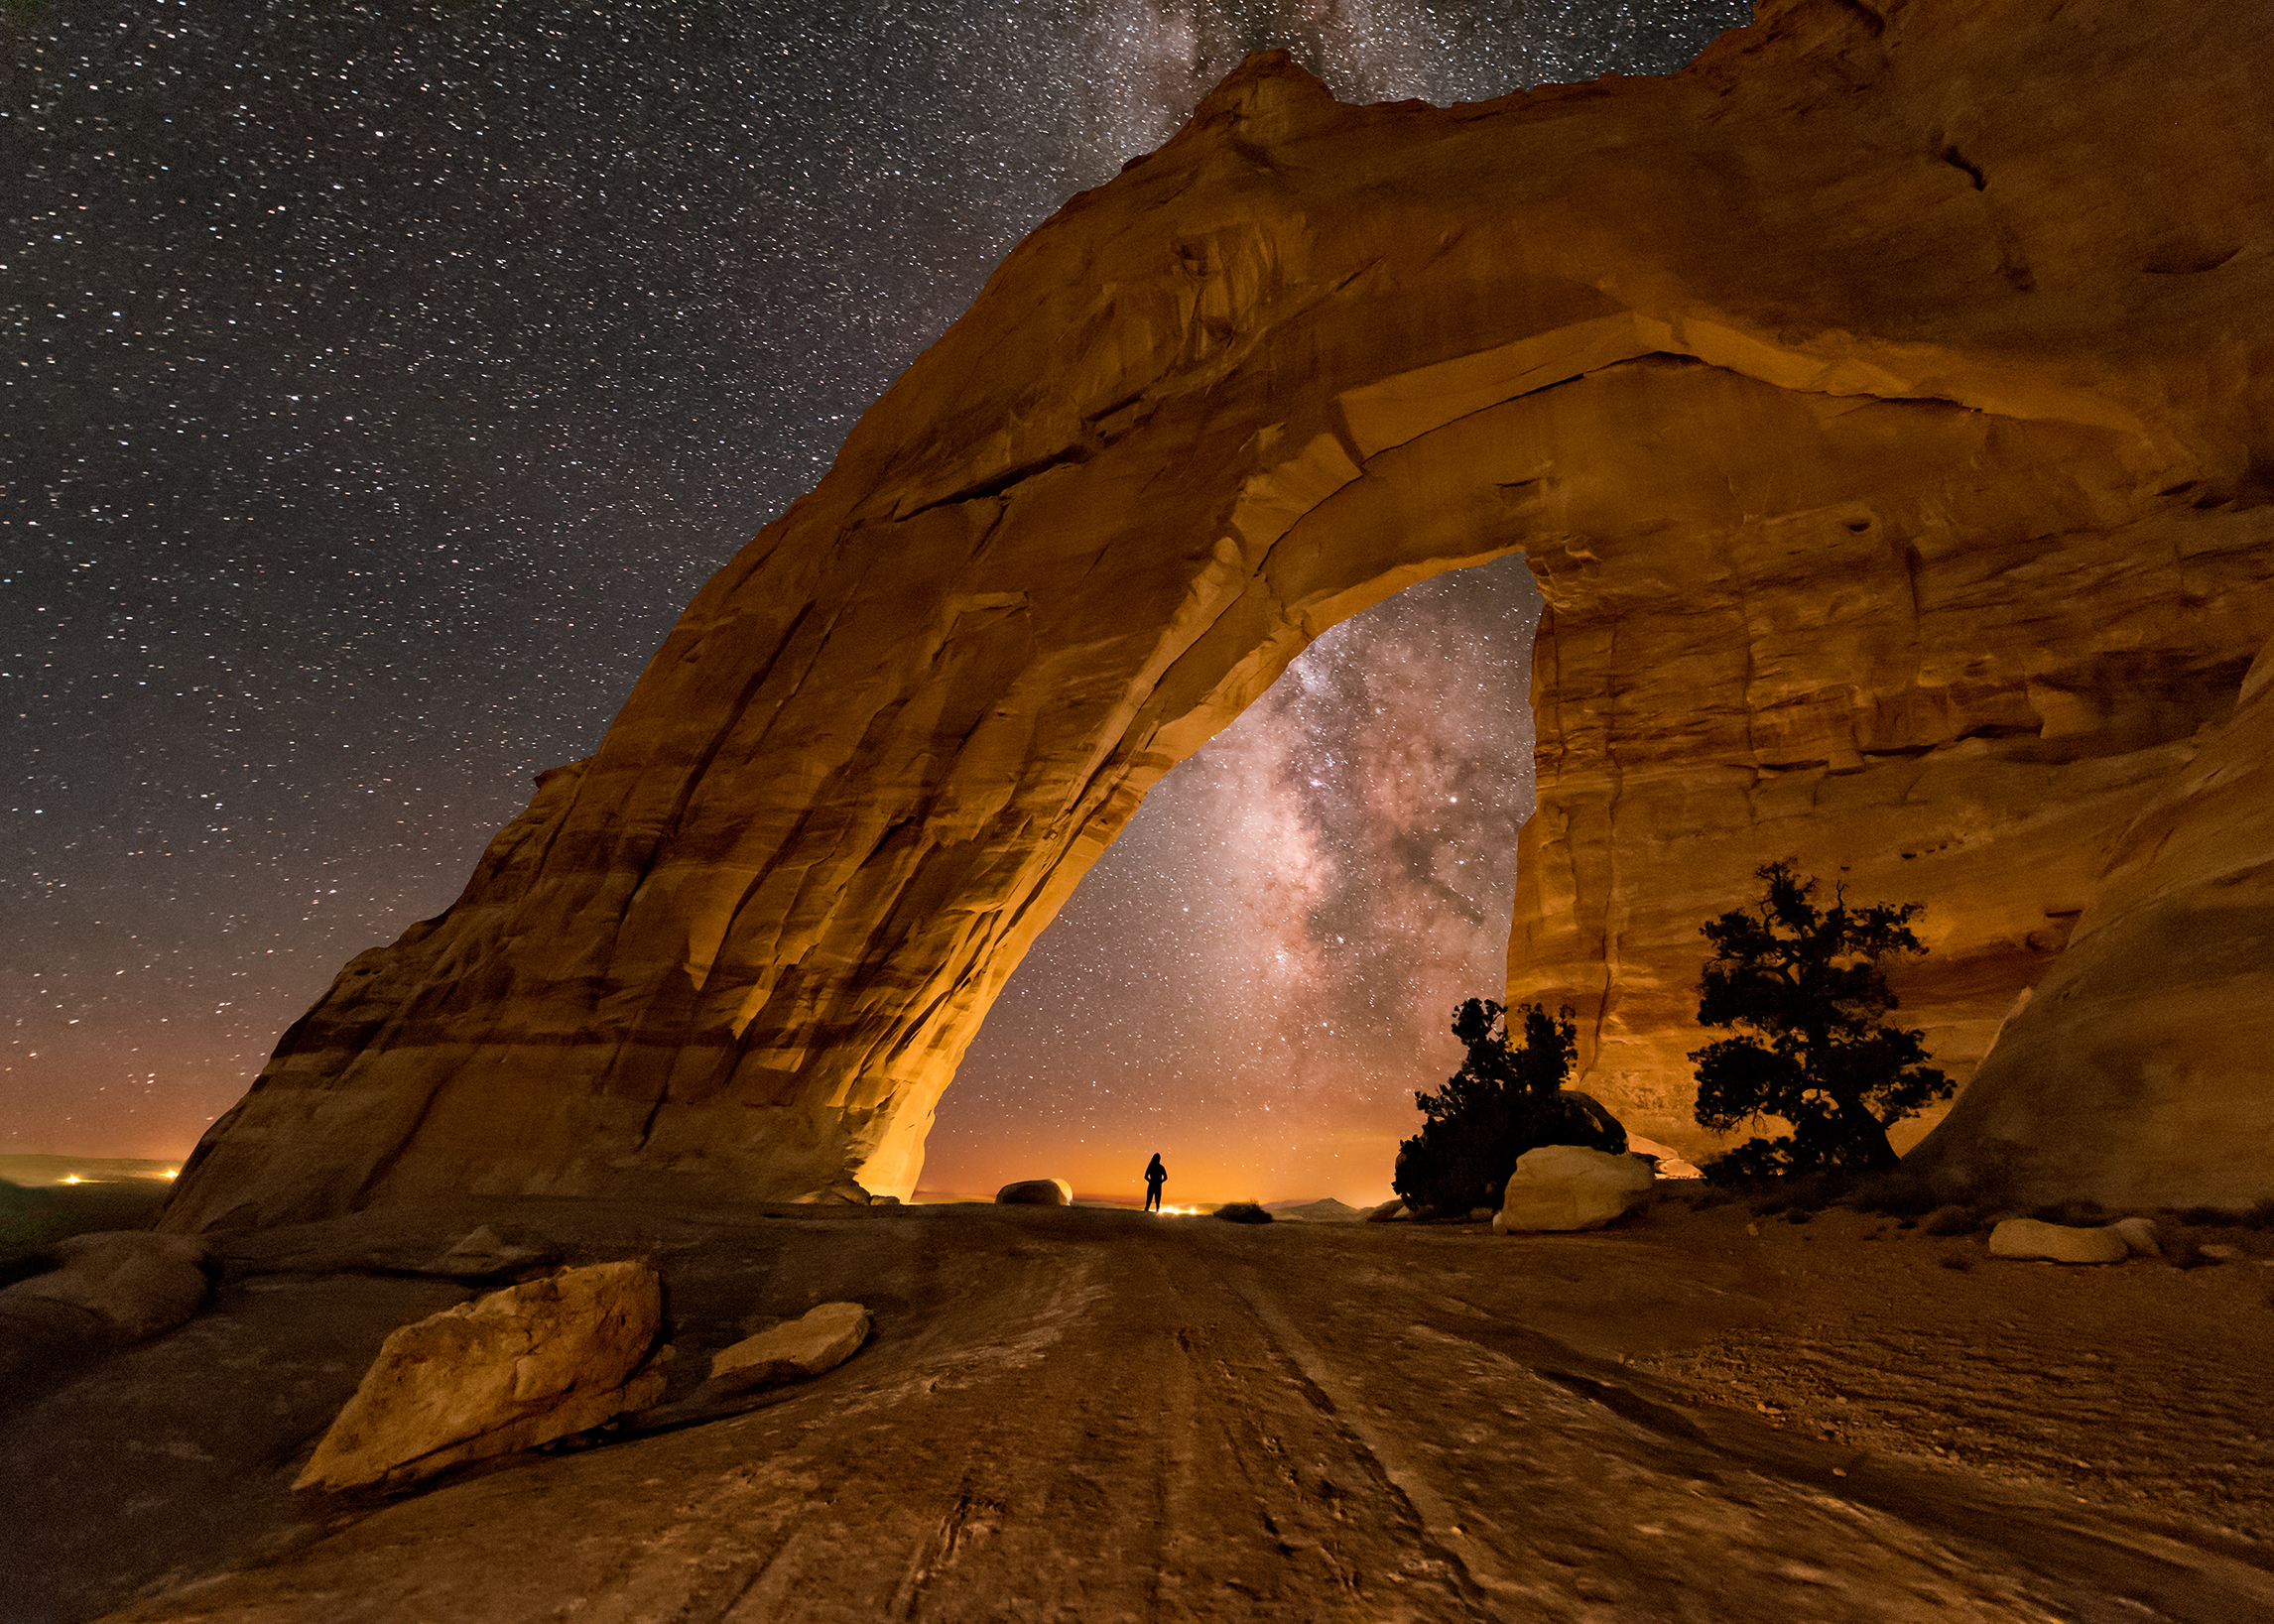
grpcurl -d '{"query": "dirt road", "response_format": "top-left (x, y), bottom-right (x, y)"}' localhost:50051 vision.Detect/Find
top-left (13, 1199), bottom-right (2274, 1621)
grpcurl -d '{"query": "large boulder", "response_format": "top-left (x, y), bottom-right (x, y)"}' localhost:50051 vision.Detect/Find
top-left (709, 1302), bottom-right (870, 1395)
top-left (1495, 1147), bottom-right (1657, 1234)
top-left (1986, 1219), bottom-right (2130, 1265)
top-left (295, 1260), bottom-right (670, 1492)
top-left (994, 1179), bottom-right (1071, 1206)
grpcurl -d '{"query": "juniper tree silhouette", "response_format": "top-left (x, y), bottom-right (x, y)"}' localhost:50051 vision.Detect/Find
top-left (1393, 998), bottom-right (1625, 1217)
top-left (1691, 859), bottom-right (1954, 1180)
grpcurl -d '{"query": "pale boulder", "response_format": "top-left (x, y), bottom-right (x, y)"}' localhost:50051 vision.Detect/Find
top-left (2111, 1217), bottom-right (2163, 1258)
top-left (295, 1260), bottom-right (669, 1492)
top-left (1986, 1219), bottom-right (2130, 1265)
top-left (995, 1180), bottom-right (1071, 1206)
top-left (1496, 1147), bottom-right (1657, 1234)
top-left (710, 1302), bottom-right (871, 1395)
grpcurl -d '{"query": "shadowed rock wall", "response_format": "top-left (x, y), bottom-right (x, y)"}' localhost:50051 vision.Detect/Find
top-left (167, 0), bottom-right (2274, 1228)
top-left (1905, 638), bottom-right (2274, 1208)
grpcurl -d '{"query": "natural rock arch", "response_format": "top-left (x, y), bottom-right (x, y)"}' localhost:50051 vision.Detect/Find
top-left (167, 0), bottom-right (2274, 1229)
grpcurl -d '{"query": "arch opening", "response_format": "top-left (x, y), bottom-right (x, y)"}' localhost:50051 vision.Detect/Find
top-left (923, 554), bottom-right (1545, 1209)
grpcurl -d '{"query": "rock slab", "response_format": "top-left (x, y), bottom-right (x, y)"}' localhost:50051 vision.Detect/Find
top-left (1987, 1219), bottom-right (2130, 1265)
top-left (1496, 1147), bottom-right (1657, 1234)
top-left (295, 1260), bottom-right (669, 1492)
top-left (710, 1302), bottom-right (871, 1394)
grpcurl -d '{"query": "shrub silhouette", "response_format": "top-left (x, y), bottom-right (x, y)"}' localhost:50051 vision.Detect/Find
top-left (1691, 859), bottom-right (1954, 1181)
top-left (1393, 999), bottom-right (1626, 1218)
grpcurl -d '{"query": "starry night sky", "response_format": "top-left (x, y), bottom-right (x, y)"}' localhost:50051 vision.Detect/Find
top-left (4, 1), bottom-right (1747, 1192)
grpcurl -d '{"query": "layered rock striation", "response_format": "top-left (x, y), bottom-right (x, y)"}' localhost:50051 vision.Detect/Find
top-left (168, 0), bottom-right (2274, 1229)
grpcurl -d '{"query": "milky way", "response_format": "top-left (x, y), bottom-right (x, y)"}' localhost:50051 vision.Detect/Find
top-left (3, 1), bottom-right (1747, 1172)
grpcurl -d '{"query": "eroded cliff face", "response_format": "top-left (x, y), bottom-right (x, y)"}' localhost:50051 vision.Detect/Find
top-left (166, 0), bottom-right (2274, 1229)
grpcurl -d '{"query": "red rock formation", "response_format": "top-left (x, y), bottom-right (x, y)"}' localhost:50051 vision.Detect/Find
top-left (167, 0), bottom-right (2274, 1229)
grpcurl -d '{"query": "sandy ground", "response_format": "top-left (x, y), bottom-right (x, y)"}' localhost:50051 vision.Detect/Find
top-left (5, 1191), bottom-right (2273, 1622)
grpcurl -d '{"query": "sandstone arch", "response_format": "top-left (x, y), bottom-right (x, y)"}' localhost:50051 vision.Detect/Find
top-left (167, 0), bottom-right (2274, 1229)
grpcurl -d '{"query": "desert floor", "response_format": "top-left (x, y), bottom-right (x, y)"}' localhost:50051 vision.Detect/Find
top-left (7, 1190), bottom-right (2274, 1622)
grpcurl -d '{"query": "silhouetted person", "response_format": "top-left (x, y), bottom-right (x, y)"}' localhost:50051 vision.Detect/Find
top-left (1143, 1153), bottom-right (1167, 1212)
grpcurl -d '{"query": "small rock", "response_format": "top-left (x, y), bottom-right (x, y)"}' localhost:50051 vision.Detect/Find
top-left (2199, 1243), bottom-right (2241, 1261)
top-left (0, 1230), bottom-right (211, 1344)
top-left (1211, 1201), bottom-right (1273, 1224)
top-left (994, 1179), bottom-right (1071, 1206)
top-left (2110, 1216), bottom-right (2162, 1258)
top-left (1496, 1147), bottom-right (1657, 1234)
top-left (431, 1224), bottom-right (558, 1279)
top-left (1987, 1218), bottom-right (2129, 1265)
top-left (1467, 1206), bottom-right (1497, 1222)
top-left (295, 1260), bottom-right (670, 1493)
top-left (1364, 1200), bottom-right (1411, 1223)
top-left (710, 1302), bottom-right (871, 1394)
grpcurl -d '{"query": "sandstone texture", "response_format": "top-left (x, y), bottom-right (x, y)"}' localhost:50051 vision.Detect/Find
top-left (1907, 639), bottom-right (2274, 1208)
top-left (164, 0), bottom-right (2274, 1231)
top-left (1496, 1145), bottom-right (1658, 1233)
top-left (994, 1179), bottom-right (1071, 1206)
top-left (295, 1260), bottom-right (668, 1492)
top-left (709, 1301), bottom-right (870, 1394)
top-left (1986, 1218), bottom-right (2130, 1265)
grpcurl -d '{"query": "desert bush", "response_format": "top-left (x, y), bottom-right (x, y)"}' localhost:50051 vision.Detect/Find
top-left (1841, 1171), bottom-right (1942, 1218)
top-left (1392, 999), bottom-right (1625, 1219)
top-left (1920, 1204), bottom-right (1976, 1236)
top-left (1212, 1201), bottom-right (1273, 1224)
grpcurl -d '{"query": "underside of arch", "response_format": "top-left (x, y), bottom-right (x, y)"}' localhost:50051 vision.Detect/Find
top-left (166, 0), bottom-right (2274, 1229)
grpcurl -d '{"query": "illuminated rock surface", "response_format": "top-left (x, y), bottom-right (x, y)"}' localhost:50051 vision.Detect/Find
top-left (1985, 1218), bottom-right (2130, 1265)
top-left (294, 1260), bottom-right (668, 1492)
top-left (1495, 1145), bottom-right (1657, 1233)
top-left (708, 1301), bottom-right (869, 1394)
top-left (165, 0), bottom-right (2274, 1229)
